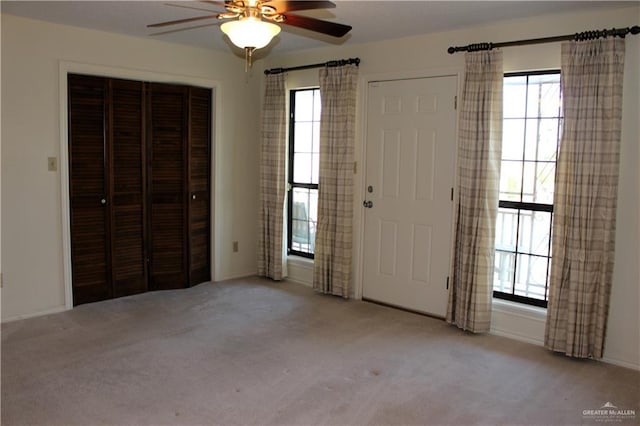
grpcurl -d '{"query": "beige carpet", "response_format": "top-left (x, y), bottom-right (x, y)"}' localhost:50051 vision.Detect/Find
top-left (2, 277), bottom-right (638, 425)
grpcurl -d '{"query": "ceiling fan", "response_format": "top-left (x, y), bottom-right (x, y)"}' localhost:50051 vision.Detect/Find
top-left (148, 0), bottom-right (352, 68)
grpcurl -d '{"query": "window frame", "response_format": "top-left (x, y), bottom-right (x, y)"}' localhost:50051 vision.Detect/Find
top-left (493, 69), bottom-right (562, 309)
top-left (287, 88), bottom-right (320, 259)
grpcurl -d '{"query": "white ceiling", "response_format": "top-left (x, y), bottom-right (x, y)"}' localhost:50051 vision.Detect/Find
top-left (1, 1), bottom-right (633, 55)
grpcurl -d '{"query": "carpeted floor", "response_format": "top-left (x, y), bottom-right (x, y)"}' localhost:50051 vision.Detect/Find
top-left (2, 277), bottom-right (638, 425)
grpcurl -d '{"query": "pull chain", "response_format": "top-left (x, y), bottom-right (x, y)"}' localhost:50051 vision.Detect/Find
top-left (245, 47), bottom-right (255, 72)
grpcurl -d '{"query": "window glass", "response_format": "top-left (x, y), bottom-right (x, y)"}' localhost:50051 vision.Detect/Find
top-left (494, 71), bottom-right (561, 308)
top-left (288, 89), bottom-right (321, 258)
top-left (294, 90), bottom-right (314, 122)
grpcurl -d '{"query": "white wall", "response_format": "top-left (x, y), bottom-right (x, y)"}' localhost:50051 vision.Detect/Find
top-left (270, 5), bottom-right (640, 369)
top-left (0, 13), bottom-right (3, 308)
top-left (2, 5), bottom-right (638, 370)
top-left (1, 14), bottom-right (261, 320)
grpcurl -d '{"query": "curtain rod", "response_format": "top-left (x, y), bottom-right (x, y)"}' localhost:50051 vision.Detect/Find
top-left (264, 57), bottom-right (360, 75)
top-left (447, 25), bottom-right (639, 54)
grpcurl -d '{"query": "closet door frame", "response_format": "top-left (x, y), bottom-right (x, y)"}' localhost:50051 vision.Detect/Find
top-left (59, 61), bottom-right (218, 310)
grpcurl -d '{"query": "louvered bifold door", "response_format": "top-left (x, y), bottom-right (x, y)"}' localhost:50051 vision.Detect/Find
top-left (188, 88), bottom-right (212, 286)
top-left (148, 83), bottom-right (189, 290)
top-left (109, 79), bottom-right (148, 297)
top-left (68, 74), bottom-right (111, 305)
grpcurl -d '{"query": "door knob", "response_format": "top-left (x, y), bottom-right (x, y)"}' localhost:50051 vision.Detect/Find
top-left (363, 200), bottom-right (373, 208)
top-left (192, 194), bottom-right (197, 200)
top-left (100, 198), bottom-right (107, 205)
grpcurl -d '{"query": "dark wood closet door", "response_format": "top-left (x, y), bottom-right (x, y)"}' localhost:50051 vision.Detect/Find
top-left (110, 79), bottom-right (147, 297)
top-left (148, 83), bottom-right (189, 290)
top-left (68, 74), bottom-right (111, 305)
top-left (69, 76), bottom-right (211, 304)
top-left (188, 88), bottom-right (212, 286)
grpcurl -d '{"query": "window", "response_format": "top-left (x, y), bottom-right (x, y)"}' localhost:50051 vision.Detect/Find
top-left (494, 71), bottom-right (562, 308)
top-left (287, 88), bottom-right (321, 258)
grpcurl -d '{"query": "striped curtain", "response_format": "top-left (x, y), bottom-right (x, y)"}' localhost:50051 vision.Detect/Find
top-left (257, 73), bottom-right (287, 280)
top-left (446, 50), bottom-right (503, 333)
top-left (313, 64), bottom-right (358, 297)
top-left (545, 39), bottom-right (625, 359)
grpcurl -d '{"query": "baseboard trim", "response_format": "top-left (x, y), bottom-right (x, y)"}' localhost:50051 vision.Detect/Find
top-left (285, 277), bottom-right (312, 287)
top-left (2, 305), bottom-right (69, 323)
top-left (214, 272), bottom-right (258, 282)
top-left (601, 356), bottom-right (640, 371)
top-left (490, 327), bottom-right (544, 346)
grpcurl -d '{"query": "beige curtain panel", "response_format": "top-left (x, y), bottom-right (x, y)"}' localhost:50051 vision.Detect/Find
top-left (257, 73), bottom-right (287, 280)
top-left (545, 39), bottom-right (626, 359)
top-left (313, 64), bottom-right (358, 298)
top-left (446, 50), bottom-right (503, 333)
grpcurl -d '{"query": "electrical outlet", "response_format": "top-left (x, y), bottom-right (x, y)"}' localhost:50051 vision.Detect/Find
top-left (47, 157), bottom-right (57, 172)
top-left (233, 241), bottom-right (239, 253)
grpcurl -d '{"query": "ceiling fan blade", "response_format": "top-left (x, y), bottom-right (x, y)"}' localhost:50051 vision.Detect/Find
top-left (164, 2), bottom-right (223, 13)
top-left (281, 13), bottom-right (351, 37)
top-left (150, 22), bottom-right (221, 36)
top-left (147, 14), bottom-right (220, 28)
top-left (265, 1), bottom-right (335, 13)
top-left (199, 1), bottom-right (228, 7)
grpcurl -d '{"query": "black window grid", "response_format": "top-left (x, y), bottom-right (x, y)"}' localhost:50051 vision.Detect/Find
top-left (287, 88), bottom-right (320, 259)
top-left (494, 70), bottom-right (562, 308)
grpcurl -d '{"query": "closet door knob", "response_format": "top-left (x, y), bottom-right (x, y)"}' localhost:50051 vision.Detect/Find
top-left (192, 194), bottom-right (197, 200)
top-left (101, 198), bottom-right (107, 205)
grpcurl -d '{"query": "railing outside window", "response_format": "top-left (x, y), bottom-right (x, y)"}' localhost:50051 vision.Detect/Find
top-left (287, 88), bottom-right (320, 258)
top-left (494, 71), bottom-right (562, 308)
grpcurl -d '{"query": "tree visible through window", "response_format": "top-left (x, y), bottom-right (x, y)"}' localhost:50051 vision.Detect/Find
top-left (494, 71), bottom-right (562, 308)
top-left (287, 88), bottom-right (320, 258)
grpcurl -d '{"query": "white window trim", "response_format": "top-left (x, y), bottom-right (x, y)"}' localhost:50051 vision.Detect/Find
top-left (491, 298), bottom-right (547, 346)
top-left (286, 255), bottom-right (314, 287)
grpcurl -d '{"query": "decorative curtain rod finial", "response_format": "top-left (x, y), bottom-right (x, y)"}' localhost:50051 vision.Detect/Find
top-left (447, 24), bottom-right (639, 54)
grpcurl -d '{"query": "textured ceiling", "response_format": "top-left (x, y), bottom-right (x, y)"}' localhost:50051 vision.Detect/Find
top-left (1, 1), bottom-right (633, 54)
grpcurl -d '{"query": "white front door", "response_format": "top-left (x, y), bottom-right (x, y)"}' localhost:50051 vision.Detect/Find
top-left (362, 76), bottom-right (458, 317)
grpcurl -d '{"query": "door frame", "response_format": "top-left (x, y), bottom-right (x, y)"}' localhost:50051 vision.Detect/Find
top-left (354, 67), bottom-right (463, 301)
top-left (59, 61), bottom-right (219, 310)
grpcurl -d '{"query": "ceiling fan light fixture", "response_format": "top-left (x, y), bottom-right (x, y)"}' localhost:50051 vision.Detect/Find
top-left (220, 16), bottom-right (281, 50)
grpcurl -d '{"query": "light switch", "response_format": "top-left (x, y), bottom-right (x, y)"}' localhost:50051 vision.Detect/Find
top-left (47, 157), bottom-right (57, 172)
